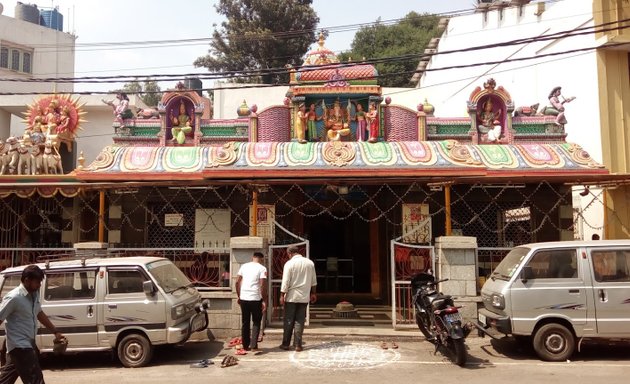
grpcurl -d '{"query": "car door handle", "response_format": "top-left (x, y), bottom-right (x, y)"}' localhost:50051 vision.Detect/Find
top-left (598, 289), bottom-right (607, 302)
top-left (108, 304), bottom-right (117, 309)
top-left (568, 289), bottom-right (580, 294)
top-left (87, 305), bottom-right (94, 317)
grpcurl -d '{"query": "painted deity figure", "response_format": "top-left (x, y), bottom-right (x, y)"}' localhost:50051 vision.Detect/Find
top-left (103, 93), bottom-right (133, 129)
top-left (353, 103), bottom-right (367, 142)
top-left (543, 86), bottom-right (575, 126)
top-left (477, 99), bottom-right (502, 143)
top-left (171, 101), bottom-right (193, 144)
top-left (325, 100), bottom-right (351, 141)
top-left (56, 106), bottom-right (71, 134)
top-left (44, 98), bottom-right (61, 136)
top-left (366, 102), bottom-right (379, 143)
top-left (294, 103), bottom-right (308, 144)
top-left (304, 103), bottom-right (322, 142)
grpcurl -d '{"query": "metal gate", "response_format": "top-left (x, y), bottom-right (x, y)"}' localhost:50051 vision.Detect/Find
top-left (390, 232), bottom-right (434, 328)
top-left (267, 220), bottom-right (310, 326)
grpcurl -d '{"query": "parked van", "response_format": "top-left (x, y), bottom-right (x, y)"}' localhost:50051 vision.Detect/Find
top-left (478, 240), bottom-right (630, 361)
top-left (0, 254), bottom-right (209, 367)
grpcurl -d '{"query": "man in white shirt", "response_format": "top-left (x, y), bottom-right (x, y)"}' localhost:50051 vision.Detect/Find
top-left (279, 245), bottom-right (317, 352)
top-left (236, 252), bottom-right (267, 351)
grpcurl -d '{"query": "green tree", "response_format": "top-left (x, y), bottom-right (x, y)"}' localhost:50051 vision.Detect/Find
top-left (194, 0), bottom-right (319, 84)
top-left (340, 12), bottom-right (441, 87)
top-left (121, 79), bottom-right (162, 107)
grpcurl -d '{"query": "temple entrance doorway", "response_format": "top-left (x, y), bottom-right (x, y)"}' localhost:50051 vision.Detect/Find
top-left (304, 214), bottom-right (372, 304)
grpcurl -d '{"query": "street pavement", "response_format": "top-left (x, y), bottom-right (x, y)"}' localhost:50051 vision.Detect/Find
top-left (40, 329), bottom-right (630, 384)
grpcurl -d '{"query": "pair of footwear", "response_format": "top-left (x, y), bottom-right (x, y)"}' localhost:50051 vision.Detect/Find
top-left (227, 337), bottom-right (242, 347)
top-left (190, 359), bottom-right (212, 368)
top-left (220, 355), bottom-right (238, 368)
top-left (380, 342), bottom-right (398, 350)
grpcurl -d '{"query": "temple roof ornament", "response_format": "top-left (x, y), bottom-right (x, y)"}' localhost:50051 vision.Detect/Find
top-left (302, 32), bottom-right (339, 66)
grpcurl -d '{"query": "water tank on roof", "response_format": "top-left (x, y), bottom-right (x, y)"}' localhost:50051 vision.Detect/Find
top-left (15, 2), bottom-right (40, 24)
top-left (185, 77), bottom-right (203, 97)
top-left (40, 8), bottom-right (63, 31)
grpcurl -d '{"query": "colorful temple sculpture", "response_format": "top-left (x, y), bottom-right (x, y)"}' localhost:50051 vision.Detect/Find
top-left (0, 95), bottom-right (84, 176)
top-left (0, 35), bottom-right (615, 334)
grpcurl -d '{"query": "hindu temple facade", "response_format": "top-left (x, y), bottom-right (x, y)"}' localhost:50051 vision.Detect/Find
top-left (0, 36), bottom-right (610, 333)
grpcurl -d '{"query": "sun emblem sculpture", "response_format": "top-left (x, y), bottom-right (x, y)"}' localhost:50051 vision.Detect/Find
top-left (0, 94), bottom-right (87, 175)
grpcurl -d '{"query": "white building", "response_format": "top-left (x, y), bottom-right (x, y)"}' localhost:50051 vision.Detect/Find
top-left (0, 2), bottom-right (75, 136)
top-left (0, 3), bottom-right (149, 163)
top-left (413, 0), bottom-right (603, 240)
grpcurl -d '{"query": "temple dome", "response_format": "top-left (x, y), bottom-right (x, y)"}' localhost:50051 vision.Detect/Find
top-left (296, 34), bottom-right (378, 85)
top-left (302, 33), bottom-right (340, 66)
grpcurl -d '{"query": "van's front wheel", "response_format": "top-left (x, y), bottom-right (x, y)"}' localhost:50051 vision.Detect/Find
top-left (118, 334), bottom-right (153, 368)
top-left (532, 323), bottom-right (575, 362)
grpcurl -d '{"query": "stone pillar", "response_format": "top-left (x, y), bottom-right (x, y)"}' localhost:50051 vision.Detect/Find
top-left (203, 236), bottom-right (267, 340)
top-left (434, 236), bottom-right (479, 321)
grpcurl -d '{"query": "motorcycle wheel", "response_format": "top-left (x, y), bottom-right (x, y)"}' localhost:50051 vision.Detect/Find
top-left (449, 338), bottom-right (467, 367)
top-left (415, 311), bottom-right (435, 341)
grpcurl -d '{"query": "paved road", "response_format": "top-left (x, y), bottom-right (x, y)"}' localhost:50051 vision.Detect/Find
top-left (40, 334), bottom-right (630, 384)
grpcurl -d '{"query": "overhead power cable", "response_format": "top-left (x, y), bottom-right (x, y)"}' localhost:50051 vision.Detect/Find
top-left (1, 39), bottom-right (626, 97)
top-left (1, 17), bottom-right (627, 86)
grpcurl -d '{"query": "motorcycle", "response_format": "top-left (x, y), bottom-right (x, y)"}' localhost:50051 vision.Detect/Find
top-left (411, 272), bottom-right (471, 366)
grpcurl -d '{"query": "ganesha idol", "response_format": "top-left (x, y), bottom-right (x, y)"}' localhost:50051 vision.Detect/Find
top-left (325, 100), bottom-right (351, 141)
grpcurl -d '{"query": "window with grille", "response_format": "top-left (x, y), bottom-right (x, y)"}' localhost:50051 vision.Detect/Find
top-left (22, 52), bottom-right (31, 73)
top-left (10, 50), bottom-right (19, 71)
top-left (0, 48), bottom-right (8, 68)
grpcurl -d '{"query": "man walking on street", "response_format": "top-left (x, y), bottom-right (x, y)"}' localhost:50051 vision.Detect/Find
top-left (236, 252), bottom-right (267, 351)
top-left (279, 245), bottom-right (317, 352)
top-left (0, 265), bottom-right (64, 384)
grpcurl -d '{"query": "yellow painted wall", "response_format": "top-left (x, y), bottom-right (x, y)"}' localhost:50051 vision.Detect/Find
top-left (594, 1), bottom-right (630, 239)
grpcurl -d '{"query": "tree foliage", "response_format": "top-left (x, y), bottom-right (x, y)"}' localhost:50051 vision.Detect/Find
top-left (121, 80), bottom-right (162, 107)
top-left (194, 0), bottom-right (319, 84)
top-left (339, 12), bottom-right (441, 87)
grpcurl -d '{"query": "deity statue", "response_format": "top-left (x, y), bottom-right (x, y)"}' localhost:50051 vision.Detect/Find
top-left (477, 98), bottom-right (502, 143)
top-left (56, 106), bottom-right (71, 134)
top-left (171, 100), bottom-right (193, 144)
top-left (325, 100), bottom-right (351, 141)
top-left (102, 93), bottom-right (133, 129)
top-left (542, 86), bottom-right (575, 126)
top-left (366, 102), bottom-right (379, 143)
top-left (304, 103), bottom-right (322, 142)
top-left (353, 103), bottom-right (367, 142)
top-left (44, 98), bottom-right (61, 136)
top-left (294, 103), bottom-right (308, 144)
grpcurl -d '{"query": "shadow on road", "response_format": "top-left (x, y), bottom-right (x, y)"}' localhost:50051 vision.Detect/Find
top-left (41, 340), bottom-right (225, 370)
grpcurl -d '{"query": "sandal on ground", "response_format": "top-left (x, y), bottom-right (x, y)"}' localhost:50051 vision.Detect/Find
top-left (221, 355), bottom-right (239, 368)
top-left (380, 342), bottom-right (388, 350)
top-left (235, 348), bottom-right (248, 356)
top-left (190, 359), bottom-right (211, 368)
top-left (391, 342), bottom-right (399, 349)
top-left (227, 337), bottom-right (242, 347)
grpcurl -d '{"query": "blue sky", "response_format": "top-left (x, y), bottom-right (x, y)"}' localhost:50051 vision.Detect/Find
top-left (2, 0), bottom-right (473, 91)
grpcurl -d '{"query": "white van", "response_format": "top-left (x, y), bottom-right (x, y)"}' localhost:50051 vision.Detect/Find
top-left (478, 240), bottom-right (630, 361)
top-left (0, 255), bottom-right (209, 367)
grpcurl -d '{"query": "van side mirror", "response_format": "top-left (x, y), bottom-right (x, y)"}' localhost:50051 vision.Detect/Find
top-left (520, 266), bottom-right (534, 283)
top-left (143, 280), bottom-right (156, 296)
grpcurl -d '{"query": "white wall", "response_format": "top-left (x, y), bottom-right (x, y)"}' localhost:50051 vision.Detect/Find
top-left (419, 0), bottom-right (601, 162)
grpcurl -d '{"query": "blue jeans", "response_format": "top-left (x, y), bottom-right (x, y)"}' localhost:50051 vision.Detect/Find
top-left (0, 348), bottom-right (45, 384)
top-left (282, 302), bottom-right (308, 348)
top-left (240, 300), bottom-right (263, 350)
